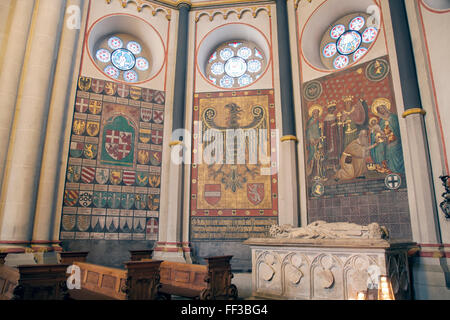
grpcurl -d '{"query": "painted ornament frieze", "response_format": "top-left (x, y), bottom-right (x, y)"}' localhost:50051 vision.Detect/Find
top-left (60, 76), bottom-right (165, 241)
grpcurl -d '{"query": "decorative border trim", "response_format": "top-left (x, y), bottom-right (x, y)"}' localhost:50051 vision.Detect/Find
top-left (401, 108), bottom-right (426, 118)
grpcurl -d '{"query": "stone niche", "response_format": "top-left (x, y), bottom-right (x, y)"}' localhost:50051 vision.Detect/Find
top-left (244, 238), bottom-right (414, 300)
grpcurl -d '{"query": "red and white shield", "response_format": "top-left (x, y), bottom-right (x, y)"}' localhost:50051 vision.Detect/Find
top-left (204, 184), bottom-right (221, 205)
top-left (91, 79), bottom-right (105, 94)
top-left (146, 218), bottom-right (158, 235)
top-left (140, 108), bottom-right (152, 122)
top-left (153, 91), bottom-right (165, 105)
top-left (105, 129), bottom-right (132, 161)
top-left (117, 84), bottom-right (129, 98)
top-left (81, 167), bottom-right (96, 184)
top-left (75, 97), bottom-right (89, 113)
top-left (247, 183), bottom-right (264, 205)
top-left (152, 110), bottom-right (164, 124)
top-left (123, 170), bottom-right (136, 186)
top-left (142, 88), bottom-right (154, 102)
top-left (151, 129), bottom-right (163, 145)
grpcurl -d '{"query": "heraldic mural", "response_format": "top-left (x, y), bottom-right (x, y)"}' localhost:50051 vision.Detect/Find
top-left (302, 56), bottom-right (406, 198)
top-left (60, 76), bottom-right (164, 241)
top-left (190, 90), bottom-right (278, 241)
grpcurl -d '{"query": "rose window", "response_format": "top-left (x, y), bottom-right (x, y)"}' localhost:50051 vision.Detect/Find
top-left (93, 34), bottom-right (151, 83)
top-left (206, 41), bottom-right (266, 88)
top-left (320, 13), bottom-right (379, 70)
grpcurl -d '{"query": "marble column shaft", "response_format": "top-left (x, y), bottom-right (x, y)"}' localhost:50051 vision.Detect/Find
top-left (0, 0), bottom-right (66, 245)
top-left (32, 0), bottom-right (84, 249)
top-left (0, 0), bottom-right (35, 194)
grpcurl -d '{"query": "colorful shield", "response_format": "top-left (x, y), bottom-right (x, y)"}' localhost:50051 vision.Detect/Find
top-left (130, 86), bottom-right (142, 100)
top-left (105, 129), bottom-right (133, 161)
top-left (151, 130), bottom-right (163, 145)
top-left (83, 143), bottom-right (98, 160)
top-left (136, 172), bottom-right (149, 187)
top-left (117, 84), bottom-right (130, 98)
top-left (204, 184), bottom-right (221, 205)
top-left (78, 77), bottom-right (91, 91)
top-left (140, 108), bottom-right (152, 122)
top-left (81, 167), bottom-right (96, 184)
top-left (91, 216), bottom-right (106, 232)
top-left (110, 170), bottom-right (123, 185)
top-left (78, 191), bottom-right (93, 207)
top-left (86, 121), bottom-right (100, 137)
top-left (139, 128), bottom-right (151, 143)
top-left (88, 100), bottom-right (102, 115)
top-left (152, 110), bottom-right (164, 124)
top-left (77, 215), bottom-right (91, 232)
top-left (123, 170), bottom-right (136, 186)
top-left (91, 79), bottom-right (105, 94)
top-left (107, 192), bottom-right (121, 209)
top-left (75, 97), bottom-right (89, 113)
top-left (149, 151), bottom-right (162, 166)
top-left (147, 194), bottom-right (160, 211)
top-left (70, 142), bottom-right (84, 158)
top-left (93, 191), bottom-right (107, 208)
top-left (146, 218), bottom-right (158, 235)
top-left (95, 168), bottom-right (110, 184)
top-left (62, 215), bottom-right (76, 231)
top-left (104, 82), bottom-right (117, 96)
top-left (106, 217), bottom-right (119, 232)
top-left (120, 217), bottom-right (133, 233)
top-left (64, 190), bottom-right (79, 207)
top-left (72, 119), bottom-right (86, 135)
top-left (153, 91), bottom-right (165, 105)
top-left (121, 193), bottom-right (135, 210)
top-left (67, 165), bottom-right (81, 182)
top-left (247, 183), bottom-right (264, 205)
top-left (134, 194), bottom-right (147, 210)
top-left (142, 89), bottom-right (154, 102)
top-left (149, 175), bottom-right (161, 188)
top-left (134, 218), bottom-right (146, 233)
top-left (137, 150), bottom-right (150, 165)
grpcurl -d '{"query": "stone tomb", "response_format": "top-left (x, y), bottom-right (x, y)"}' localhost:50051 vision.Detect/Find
top-left (244, 237), bottom-right (414, 300)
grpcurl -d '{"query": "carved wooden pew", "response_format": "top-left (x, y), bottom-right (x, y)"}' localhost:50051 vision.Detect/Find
top-left (153, 255), bottom-right (238, 300)
top-left (68, 260), bottom-right (162, 300)
top-left (0, 253), bottom-right (69, 300)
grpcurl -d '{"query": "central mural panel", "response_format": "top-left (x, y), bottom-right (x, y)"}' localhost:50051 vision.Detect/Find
top-left (190, 90), bottom-right (278, 241)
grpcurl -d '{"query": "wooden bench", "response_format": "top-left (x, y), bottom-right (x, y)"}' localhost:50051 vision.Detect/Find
top-left (152, 255), bottom-right (238, 300)
top-left (1, 253), bottom-right (70, 300)
top-left (68, 259), bottom-right (162, 300)
top-left (58, 251), bottom-right (89, 265)
top-left (129, 249), bottom-right (153, 261)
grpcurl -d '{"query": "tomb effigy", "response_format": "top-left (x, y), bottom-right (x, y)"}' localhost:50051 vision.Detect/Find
top-left (244, 221), bottom-right (415, 300)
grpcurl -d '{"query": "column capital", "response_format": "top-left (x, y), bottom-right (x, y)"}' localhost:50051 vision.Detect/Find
top-left (176, 0), bottom-right (192, 9)
top-left (402, 108), bottom-right (426, 118)
top-left (281, 135), bottom-right (298, 142)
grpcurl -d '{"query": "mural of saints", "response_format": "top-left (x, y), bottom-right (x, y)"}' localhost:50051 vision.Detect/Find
top-left (302, 57), bottom-right (405, 195)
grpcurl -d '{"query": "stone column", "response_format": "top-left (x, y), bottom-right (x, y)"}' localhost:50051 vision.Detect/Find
top-left (0, 0), bottom-right (66, 251)
top-left (153, 1), bottom-right (191, 262)
top-left (275, 0), bottom-right (299, 227)
top-left (389, 0), bottom-right (440, 244)
top-left (32, 0), bottom-right (85, 255)
top-left (0, 0), bottom-right (35, 195)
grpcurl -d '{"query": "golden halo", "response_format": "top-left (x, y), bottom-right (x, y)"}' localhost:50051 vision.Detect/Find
top-left (369, 117), bottom-right (378, 125)
top-left (308, 104), bottom-right (323, 118)
top-left (371, 98), bottom-right (391, 117)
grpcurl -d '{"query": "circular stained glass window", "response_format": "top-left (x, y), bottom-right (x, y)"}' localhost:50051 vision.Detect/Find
top-left (225, 57), bottom-right (247, 78)
top-left (320, 12), bottom-right (379, 70)
top-left (336, 31), bottom-right (362, 55)
top-left (111, 48), bottom-right (136, 71)
top-left (206, 40), bottom-right (266, 88)
top-left (93, 35), bottom-right (151, 83)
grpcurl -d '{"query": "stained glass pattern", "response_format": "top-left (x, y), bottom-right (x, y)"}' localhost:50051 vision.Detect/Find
top-left (321, 13), bottom-right (379, 70)
top-left (206, 40), bottom-right (266, 88)
top-left (94, 36), bottom-right (150, 83)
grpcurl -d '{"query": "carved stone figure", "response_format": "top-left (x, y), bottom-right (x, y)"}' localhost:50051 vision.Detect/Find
top-left (269, 221), bottom-right (389, 240)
